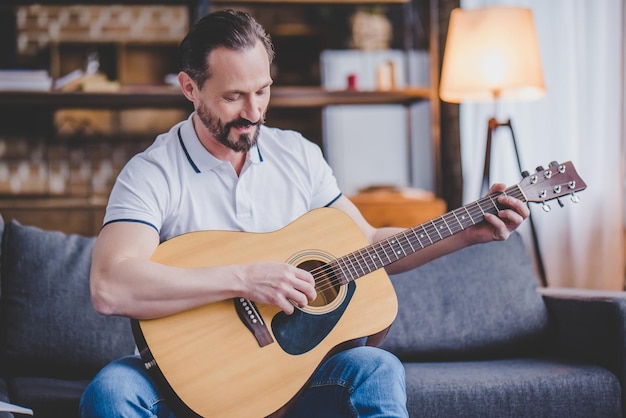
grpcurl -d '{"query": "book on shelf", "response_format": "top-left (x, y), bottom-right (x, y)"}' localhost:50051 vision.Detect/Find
top-left (0, 69), bottom-right (52, 92)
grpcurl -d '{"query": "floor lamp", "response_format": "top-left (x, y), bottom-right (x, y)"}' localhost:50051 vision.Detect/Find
top-left (439, 6), bottom-right (549, 286)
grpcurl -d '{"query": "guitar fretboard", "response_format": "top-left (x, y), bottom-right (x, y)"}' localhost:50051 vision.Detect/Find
top-left (331, 185), bottom-right (526, 284)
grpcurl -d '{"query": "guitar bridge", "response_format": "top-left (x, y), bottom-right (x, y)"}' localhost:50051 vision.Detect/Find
top-left (234, 298), bottom-right (274, 347)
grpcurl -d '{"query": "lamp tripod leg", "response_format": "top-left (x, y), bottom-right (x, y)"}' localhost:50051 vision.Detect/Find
top-left (480, 118), bottom-right (548, 287)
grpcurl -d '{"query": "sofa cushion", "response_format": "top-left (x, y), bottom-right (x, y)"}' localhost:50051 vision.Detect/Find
top-left (9, 376), bottom-right (89, 418)
top-left (0, 377), bottom-right (13, 418)
top-left (0, 220), bottom-right (135, 379)
top-left (0, 213), bottom-right (4, 383)
top-left (402, 358), bottom-right (621, 417)
top-left (380, 233), bottom-right (549, 360)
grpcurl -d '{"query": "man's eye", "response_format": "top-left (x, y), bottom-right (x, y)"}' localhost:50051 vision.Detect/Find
top-left (224, 94), bottom-right (240, 102)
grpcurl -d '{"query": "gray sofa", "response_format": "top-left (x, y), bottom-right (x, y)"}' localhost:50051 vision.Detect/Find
top-left (0, 213), bottom-right (624, 417)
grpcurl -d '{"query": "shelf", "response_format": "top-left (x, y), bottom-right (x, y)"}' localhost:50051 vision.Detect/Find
top-left (211, 0), bottom-right (410, 3)
top-left (271, 86), bottom-right (430, 107)
top-left (4, 0), bottom-right (196, 5)
top-left (0, 86), bottom-right (430, 109)
top-left (0, 196), bottom-right (108, 210)
top-left (0, 87), bottom-right (189, 109)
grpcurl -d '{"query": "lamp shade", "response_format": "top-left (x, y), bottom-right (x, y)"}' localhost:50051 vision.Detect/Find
top-left (440, 7), bottom-right (545, 103)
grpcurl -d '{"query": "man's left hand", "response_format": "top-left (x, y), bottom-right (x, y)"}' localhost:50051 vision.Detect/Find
top-left (465, 183), bottom-right (530, 245)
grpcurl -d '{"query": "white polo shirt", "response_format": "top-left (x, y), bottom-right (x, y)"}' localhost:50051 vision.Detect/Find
top-left (104, 114), bottom-right (342, 242)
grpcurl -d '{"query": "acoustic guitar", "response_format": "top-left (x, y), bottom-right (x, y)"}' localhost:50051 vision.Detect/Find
top-left (132, 161), bottom-right (586, 417)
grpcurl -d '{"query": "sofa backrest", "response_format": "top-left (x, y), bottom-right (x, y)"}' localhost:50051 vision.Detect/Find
top-left (0, 219), bottom-right (136, 379)
top-left (380, 232), bottom-right (550, 361)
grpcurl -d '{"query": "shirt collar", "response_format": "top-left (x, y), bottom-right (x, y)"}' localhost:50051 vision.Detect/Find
top-left (179, 113), bottom-right (264, 173)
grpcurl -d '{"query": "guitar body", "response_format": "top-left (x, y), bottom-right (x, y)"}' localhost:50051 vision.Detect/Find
top-left (133, 208), bottom-right (398, 418)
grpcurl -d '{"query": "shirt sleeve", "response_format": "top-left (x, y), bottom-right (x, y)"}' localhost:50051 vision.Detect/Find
top-left (301, 138), bottom-right (342, 209)
top-left (103, 154), bottom-right (168, 233)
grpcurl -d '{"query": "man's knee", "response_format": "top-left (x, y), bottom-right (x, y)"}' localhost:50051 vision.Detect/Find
top-left (325, 346), bottom-right (405, 381)
top-left (80, 355), bottom-right (158, 417)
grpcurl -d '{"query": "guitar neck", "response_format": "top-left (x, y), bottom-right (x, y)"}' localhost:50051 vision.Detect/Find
top-left (334, 185), bottom-right (526, 283)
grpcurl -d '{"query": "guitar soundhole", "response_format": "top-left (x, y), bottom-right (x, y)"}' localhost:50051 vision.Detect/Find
top-left (297, 260), bottom-right (339, 308)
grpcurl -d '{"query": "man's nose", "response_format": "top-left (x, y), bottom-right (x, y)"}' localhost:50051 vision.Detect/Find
top-left (241, 96), bottom-right (262, 123)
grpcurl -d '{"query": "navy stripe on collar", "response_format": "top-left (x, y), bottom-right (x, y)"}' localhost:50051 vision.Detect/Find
top-left (178, 125), bottom-right (263, 170)
top-left (178, 126), bottom-right (201, 173)
top-left (256, 141), bottom-right (264, 162)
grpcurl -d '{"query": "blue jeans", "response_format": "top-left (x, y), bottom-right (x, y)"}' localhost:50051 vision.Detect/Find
top-left (80, 346), bottom-right (408, 417)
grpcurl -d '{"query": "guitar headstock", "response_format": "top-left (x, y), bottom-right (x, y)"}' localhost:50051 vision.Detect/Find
top-left (518, 161), bottom-right (586, 210)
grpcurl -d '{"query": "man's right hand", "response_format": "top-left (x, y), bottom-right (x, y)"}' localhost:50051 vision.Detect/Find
top-left (235, 263), bottom-right (316, 314)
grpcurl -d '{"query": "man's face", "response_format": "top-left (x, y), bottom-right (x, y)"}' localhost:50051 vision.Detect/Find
top-left (194, 40), bottom-right (272, 153)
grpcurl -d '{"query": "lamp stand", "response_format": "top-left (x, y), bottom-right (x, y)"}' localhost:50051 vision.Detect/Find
top-left (480, 117), bottom-right (547, 287)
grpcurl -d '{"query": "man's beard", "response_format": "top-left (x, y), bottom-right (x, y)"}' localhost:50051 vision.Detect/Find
top-left (197, 102), bottom-right (264, 153)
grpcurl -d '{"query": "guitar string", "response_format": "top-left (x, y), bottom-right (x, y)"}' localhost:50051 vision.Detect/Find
top-left (308, 195), bottom-right (502, 292)
top-left (307, 187), bottom-right (527, 294)
top-left (309, 176), bottom-right (573, 293)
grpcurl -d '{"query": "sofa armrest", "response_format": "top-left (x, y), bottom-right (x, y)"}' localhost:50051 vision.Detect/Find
top-left (540, 287), bottom-right (626, 393)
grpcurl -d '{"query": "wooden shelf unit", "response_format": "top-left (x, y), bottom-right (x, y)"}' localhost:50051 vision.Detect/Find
top-left (0, 0), bottom-right (441, 236)
top-left (0, 86), bottom-right (430, 109)
top-left (210, 0), bottom-right (410, 3)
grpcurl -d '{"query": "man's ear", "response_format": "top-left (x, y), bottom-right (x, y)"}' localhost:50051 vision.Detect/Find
top-left (178, 71), bottom-right (198, 103)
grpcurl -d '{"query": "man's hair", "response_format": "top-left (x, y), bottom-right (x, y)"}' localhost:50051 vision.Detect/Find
top-left (179, 9), bottom-right (275, 89)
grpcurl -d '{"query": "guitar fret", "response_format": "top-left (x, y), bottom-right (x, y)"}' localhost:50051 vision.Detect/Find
top-left (476, 201), bottom-right (486, 216)
top-left (350, 255), bottom-right (362, 276)
top-left (512, 185), bottom-right (526, 202)
top-left (431, 222), bottom-right (442, 242)
top-left (352, 251), bottom-right (366, 276)
top-left (448, 212), bottom-right (465, 235)
top-left (435, 217), bottom-right (449, 238)
top-left (398, 237), bottom-right (410, 257)
top-left (430, 220), bottom-right (443, 240)
top-left (364, 248), bottom-right (377, 274)
top-left (350, 251), bottom-right (363, 276)
top-left (388, 238), bottom-right (402, 260)
top-left (336, 256), bottom-right (353, 282)
top-left (403, 231), bottom-right (416, 253)
top-left (396, 237), bottom-right (408, 257)
top-left (345, 254), bottom-right (360, 281)
top-left (347, 257), bottom-right (359, 281)
top-left (377, 240), bottom-right (392, 264)
top-left (365, 246), bottom-right (382, 271)
top-left (488, 195), bottom-right (500, 212)
top-left (442, 215), bottom-right (453, 235)
top-left (420, 224), bottom-right (433, 244)
top-left (373, 246), bottom-right (385, 270)
top-left (361, 248), bottom-right (376, 274)
top-left (451, 210), bottom-right (464, 230)
top-left (411, 229), bottom-right (425, 249)
top-left (462, 206), bottom-right (476, 225)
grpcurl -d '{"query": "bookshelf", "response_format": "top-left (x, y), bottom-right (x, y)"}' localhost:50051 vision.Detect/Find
top-left (0, 86), bottom-right (430, 108)
top-left (0, 0), bottom-right (441, 235)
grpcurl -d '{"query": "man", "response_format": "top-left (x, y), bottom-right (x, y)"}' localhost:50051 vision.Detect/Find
top-left (80, 9), bottom-right (529, 418)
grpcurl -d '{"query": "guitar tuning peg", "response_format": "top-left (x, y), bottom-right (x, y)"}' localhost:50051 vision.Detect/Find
top-left (557, 198), bottom-right (564, 208)
top-left (542, 202), bottom-right (552, 212)
top-left (570, 193), bottom-right (581, 203)
top-left (549, 161), bottom-right (559, 167)
top-left (521, 170), bottom-right (530, 178)
top-left (536, 166), bottom-right (545, 172)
